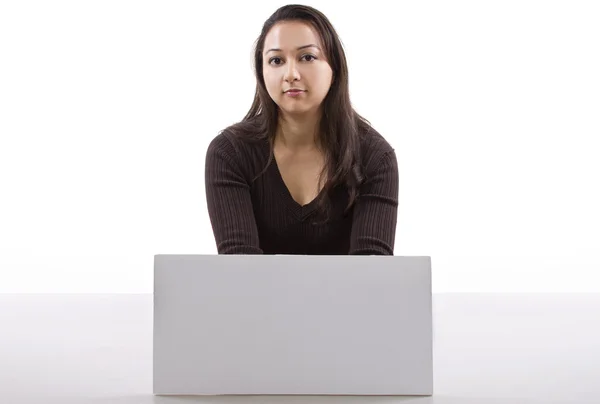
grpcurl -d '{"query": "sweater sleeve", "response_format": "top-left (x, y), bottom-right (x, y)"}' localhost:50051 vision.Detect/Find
top-left (204, 134), bottom-right (263, 254)
top-left (349, 149), bottom-right (399, 255)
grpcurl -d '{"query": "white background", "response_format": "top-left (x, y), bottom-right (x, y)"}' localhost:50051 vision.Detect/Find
top-left (0, 0), bottom-right (598, 293)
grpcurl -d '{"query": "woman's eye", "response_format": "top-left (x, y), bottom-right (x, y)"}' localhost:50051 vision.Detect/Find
top-left (269, 54), bottom-right (316, 65)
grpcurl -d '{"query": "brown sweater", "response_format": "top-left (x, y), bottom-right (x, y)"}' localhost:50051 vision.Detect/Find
top-left (205, 126), bottom-right (398, 255)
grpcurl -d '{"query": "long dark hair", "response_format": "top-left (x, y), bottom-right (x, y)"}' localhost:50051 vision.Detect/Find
top-left (225, 4), bottom-right (372, 222)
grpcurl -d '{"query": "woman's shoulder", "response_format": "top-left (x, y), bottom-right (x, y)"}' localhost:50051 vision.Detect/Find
top-left (357, 124), bottom-right (396, 172)
top-left (206, 119), bottom-right (270, 179)
top-left (209, 119), bottom-right (267, 153)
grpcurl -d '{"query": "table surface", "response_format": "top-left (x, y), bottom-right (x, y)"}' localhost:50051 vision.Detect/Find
top-left (0, 293), bottom-right (598, 404)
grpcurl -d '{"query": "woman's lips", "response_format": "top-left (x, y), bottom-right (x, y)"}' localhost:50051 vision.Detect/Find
top-left (285, 90), bottom-right (305, 97)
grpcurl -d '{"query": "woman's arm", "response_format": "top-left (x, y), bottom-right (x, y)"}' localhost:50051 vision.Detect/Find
top-left (349, 149), bottom-right (399, 255)
top-left (204, 134), bottom-right (263, 254)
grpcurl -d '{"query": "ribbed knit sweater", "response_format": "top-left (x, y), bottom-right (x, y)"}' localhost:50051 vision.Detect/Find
top-left (204, 126), bottom-right (399, 255)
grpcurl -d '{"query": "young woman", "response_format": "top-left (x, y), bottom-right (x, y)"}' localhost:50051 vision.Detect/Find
top-left (205, 4), bottom-right (398, 255)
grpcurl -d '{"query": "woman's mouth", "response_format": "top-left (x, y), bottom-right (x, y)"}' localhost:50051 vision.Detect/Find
top-left (285, 90), bottom-right (305, 97)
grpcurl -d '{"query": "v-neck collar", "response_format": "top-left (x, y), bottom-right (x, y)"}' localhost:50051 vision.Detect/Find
top-left (269, 157), bottom-right (325, 221)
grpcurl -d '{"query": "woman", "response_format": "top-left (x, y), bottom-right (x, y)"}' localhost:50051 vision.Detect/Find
top-left (205, 4), bottom-right (399, 255)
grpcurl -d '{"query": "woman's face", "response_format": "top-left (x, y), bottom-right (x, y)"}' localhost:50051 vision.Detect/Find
top-left (262, 21), bottom-right (334, 116)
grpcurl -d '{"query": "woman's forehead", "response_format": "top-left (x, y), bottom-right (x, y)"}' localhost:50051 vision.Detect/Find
top-left (264, 21), bottom-right (322, 52)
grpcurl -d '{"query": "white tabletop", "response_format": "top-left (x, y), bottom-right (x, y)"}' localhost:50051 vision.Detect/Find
top-left (0, 293), bottom-right (598, 404)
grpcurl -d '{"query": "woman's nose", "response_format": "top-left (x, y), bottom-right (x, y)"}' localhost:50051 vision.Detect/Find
top-left (284, 61), bottom-right (300, 82)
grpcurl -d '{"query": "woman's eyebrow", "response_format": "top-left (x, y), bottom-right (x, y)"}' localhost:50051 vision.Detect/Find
top-left (266, 44), bottom-right (320, 54)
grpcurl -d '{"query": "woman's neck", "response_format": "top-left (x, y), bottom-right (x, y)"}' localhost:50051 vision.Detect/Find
top-left (276, 112), bottom-right (323, 152)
